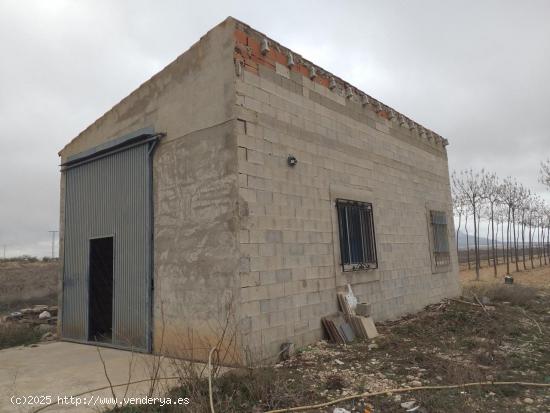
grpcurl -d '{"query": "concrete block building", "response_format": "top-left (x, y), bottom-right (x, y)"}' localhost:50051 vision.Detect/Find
top-left (58, 17), bottom-right (460, 364)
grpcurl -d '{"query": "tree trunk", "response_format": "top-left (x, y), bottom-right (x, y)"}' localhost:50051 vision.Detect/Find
top-left (485, 219), bottom-right (491, 267)
top-left (539, 220), bottom-right (543, 267)
top-left (456, 213), bottom-right (462, 266)
top-left (529, 221), bottom-right (535, 268)
top-left (465, 214), bottom-right (471, 270)
top-left (543, 225), bottom-right (548, 265)
top-left (506, 207), bottom-right (511, 275)
top-left (491, 205), bottom-right (497, 277)
top-left (474, 204), bottom-right (480, 280)
top-left (521, 217), bottom-right (526, 270)
top-left (513, 209), bottom-right (519, 272)
top-left (477, 212), bottom-right (482, 269)
top-left (501, 220), bottom-right (506, 268)
top-left (496, 220), bottom-right (500, 265)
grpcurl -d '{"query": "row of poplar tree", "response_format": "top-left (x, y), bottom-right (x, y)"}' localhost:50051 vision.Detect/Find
top-left (452, 160), bottom-right (550, 280)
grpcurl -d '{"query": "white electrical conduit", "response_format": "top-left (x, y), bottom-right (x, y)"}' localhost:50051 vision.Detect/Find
top-left (208, 346), bottom-right (218, 413)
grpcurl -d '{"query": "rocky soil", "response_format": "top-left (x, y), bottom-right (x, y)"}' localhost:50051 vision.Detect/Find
top-left (1, 304), bottom-right (58, 344)
top-left (269, 285), bottom-right (550, 413)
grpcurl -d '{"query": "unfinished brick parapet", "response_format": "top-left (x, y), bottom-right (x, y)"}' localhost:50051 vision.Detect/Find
top-left (233, 20), bottom-right (448, 155)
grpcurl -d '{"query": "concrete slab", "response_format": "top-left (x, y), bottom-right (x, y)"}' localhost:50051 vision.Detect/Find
top-left (0, 341), bottom-right (183, 413)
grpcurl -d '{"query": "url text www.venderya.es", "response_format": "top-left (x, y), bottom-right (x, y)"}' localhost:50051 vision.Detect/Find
top-left (11, 395), bottom-right (190, 408)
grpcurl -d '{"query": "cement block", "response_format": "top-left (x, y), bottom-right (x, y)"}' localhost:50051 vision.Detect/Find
top-left (356, 303), bottom-right (372, 317)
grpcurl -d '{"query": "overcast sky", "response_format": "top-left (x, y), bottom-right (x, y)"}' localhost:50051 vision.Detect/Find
top-left (1, 0), bottom-right (549, 257)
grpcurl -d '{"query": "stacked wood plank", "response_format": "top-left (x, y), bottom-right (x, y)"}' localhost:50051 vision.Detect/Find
top-left (322, 290), bottom-right (380, 343)
top-left (321, 314), bottom-right (347, 344)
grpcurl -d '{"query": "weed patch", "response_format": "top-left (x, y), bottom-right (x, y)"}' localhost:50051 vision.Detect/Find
top-left (466, 284), bottom-right (538, 307)
top-left (109, 281), bottom-right (550, 413)
top-left (0, 323), bottom-right (41, 349)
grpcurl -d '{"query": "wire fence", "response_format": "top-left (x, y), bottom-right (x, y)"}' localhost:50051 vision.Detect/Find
top-left (458, 244), bottom-right (550, 266)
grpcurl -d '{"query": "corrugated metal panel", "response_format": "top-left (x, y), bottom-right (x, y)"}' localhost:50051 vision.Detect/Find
top-left (62, 143), bottom-right (150, 350)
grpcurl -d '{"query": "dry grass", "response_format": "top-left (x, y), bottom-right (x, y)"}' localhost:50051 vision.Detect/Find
top-left (460, 260), bottom-right (550, 289)
top-left (0, 323), bottom-right (42, 349)
top-left (0, 260), bottom-right (59, 313)
top-left (110, 266), bottom-right (550, 412)
top-left (111, 368), bottom-right (315, 413)
top-left (465, 283), bottom-right (539, 307)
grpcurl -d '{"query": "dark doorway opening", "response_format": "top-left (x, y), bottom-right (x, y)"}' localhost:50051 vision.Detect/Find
top-left (88, 237), bottom-right (114, 343)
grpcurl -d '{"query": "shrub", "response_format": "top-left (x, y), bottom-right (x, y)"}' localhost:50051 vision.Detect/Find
top-left (477, 284), bottom-right (538, 307)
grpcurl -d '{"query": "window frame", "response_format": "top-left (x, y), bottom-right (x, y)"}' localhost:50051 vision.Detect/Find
top-left (336, 198), bottom-right (378, 272)
top-left (429, 210), bottom-right (451, 269)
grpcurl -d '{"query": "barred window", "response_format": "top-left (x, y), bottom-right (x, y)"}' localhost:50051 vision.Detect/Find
top-left (336, 199), bottom-right (377, 271)
top-left (430, 210), bottom-right (450, 267)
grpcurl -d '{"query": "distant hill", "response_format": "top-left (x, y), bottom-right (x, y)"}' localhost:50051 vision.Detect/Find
top-left (456, 231), bottom-right (501, 250)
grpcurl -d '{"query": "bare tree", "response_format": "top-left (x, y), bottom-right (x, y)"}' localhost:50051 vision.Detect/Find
top-left (497, 206), bottom-right (507, 267)
top-left (500, 178), bottom-right (522, 275)
top-left (527, 195), bottom-right (542, 269)
top-left (495, 214), bottom-right (500, 265)
top-left (476, 203), bottom-right (483, 268)
top-left (484, 207), bottom-right (491, 267)
top-left (453, 169), bottom-right (484, 280)
top-left (465, 207), bottom-right (471, 269)
top-left (452, 189), bottom-right (466, 261)
top-left (512, 184), bottom-right (528, 272)
top-left (481, 172), bottom-right (500, 277)
top-left (537, 199), bottom-right (544, 267)
top-left (539, 160), bottom-right (550, 266)
top-left (518, 190), bottom-right (532, 270)
top-left (451, 165), bottom-right (549, 276)
top-left (546, 208), bottom-right (550, 264)
top-left (542, 207), bottom-right (549, 266)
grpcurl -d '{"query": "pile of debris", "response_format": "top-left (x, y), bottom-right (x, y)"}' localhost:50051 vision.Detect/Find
top-left (322, 286), bottom-right (379, 344)
top-left (3, 305), bottom-right (58, 341)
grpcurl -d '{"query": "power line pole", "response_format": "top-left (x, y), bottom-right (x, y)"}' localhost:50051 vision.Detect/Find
top-left (2, 245), bottom-right (5, 259)
top-left (48, 231), bottom-right (58, 258)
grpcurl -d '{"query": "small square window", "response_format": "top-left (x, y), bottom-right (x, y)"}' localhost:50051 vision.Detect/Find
top-left (430, 210), bottom-right (450, 267)
top-left (336, 199), bottom-right (378, 271)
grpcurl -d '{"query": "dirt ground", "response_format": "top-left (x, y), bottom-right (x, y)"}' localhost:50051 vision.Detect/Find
top-left (0, 260), bottom-right (59, 312)
top-left (263, 265), bottom-right (549, 413)
top-left (138, 265), bottom-right (550, 413)
top-left (460, 260), bottom-right (550, 289)
top-left (1, 260), bottom-right (548, 412)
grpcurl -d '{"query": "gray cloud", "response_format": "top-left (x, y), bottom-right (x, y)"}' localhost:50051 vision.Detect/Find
top-left (1, 0), bottom-right (549, 256)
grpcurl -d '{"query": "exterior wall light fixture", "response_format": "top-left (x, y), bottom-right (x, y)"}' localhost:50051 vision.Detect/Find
top-left (287, 155), bottom-right (298, 167)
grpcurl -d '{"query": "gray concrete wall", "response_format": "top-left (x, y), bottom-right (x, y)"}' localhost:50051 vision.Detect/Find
top-left (58, 18), bottom-right (241, 362)
top-left (233, 25), bottom-right (461, 361)
top-left (153, 120), bottom-right (240, 362)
